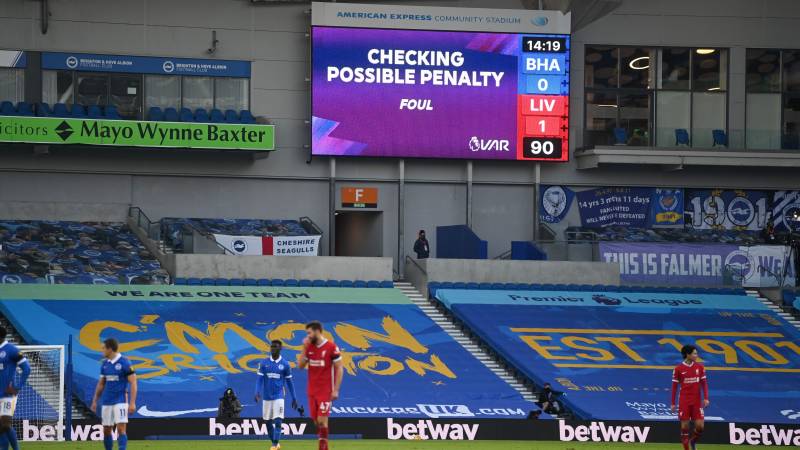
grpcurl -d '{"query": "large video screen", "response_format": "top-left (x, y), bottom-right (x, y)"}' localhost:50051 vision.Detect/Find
top-left (311, 26), bottom-right (570, 161)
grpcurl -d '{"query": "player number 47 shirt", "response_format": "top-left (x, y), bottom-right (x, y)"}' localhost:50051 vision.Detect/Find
top-left (304, 338), bottom-right (342, 399)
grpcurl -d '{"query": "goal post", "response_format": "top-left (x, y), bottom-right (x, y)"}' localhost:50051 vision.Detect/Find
top-left (16, 345), bottom-right (66, 441)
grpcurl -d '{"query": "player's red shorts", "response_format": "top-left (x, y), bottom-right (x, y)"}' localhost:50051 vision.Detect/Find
top-left (678, 403), bottom-right (704, 421)
top-left (308, 394), bottom-right (332, 420)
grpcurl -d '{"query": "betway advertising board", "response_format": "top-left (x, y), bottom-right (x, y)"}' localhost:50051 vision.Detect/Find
top-left (0, 116), bottom-right (274, 151)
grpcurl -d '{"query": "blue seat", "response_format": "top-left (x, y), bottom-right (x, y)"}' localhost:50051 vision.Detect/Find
top-left (675, 128), bottom-right (690, 146)
top-left (380, 280), bottom-right (394, 288)
top-left (187, 277), bottom-right (201, 286)
top-left (326, 280), bottom-right (341, 288)
top-left (453, 282), bottom-right (467, 290)
top-left (271, 278), bottom-right (285, 287)
top-left (284, 279), bottom-right (299, 287)
top-left (354, 280), bottom-right (368, 288)
top-left (104, 105), bottom-right (122, 120)
top-left (312, 279), bottom-right (326, 287)
top-left (16, 102), bottom-right (33, 116)
top-left (173, 277), bottom-right (187, 285)
top-left (339, 280), bottom-right (354, 288)
top-left (478, 282), bottom-right (492, 290)
top-left (210, 109), bottom-right (225, 123)
top-left (194, 109), bottom-right (210, 123)
top-left (0, 101), bottom-right (15, 115)
top-left (179, 107), bottom-right (194, 122)
top-left (164, 107), bottom-right (179, 122)
top-left (298, 279), bottom-right (312, 287)
top-left (439, 282), bottom-right (454, 290)
top-left (229, 279), bottom-right (244, 287)
top-left (148, 107), bottom-right (164, 121)
top-left (224, 110), bottom-right (239, 123)
top-left (712, 129), bottom-right (728, 147)
top-left (70, 104), bottom-right (86, 117)
top-left (214, 278), bottom-right (230, 286)
top-left (613, 127), bottom-right (628, 145)
top-left (52, 103), bottom-right (70, 117)
top-left (36, 103), bottom-right (52, 117)
top-left (201, 278), bottom-right (216, 286)
top-left (257, 278), bottom-right (271, 286)
top-left (87, 105), bottom-right (103, 119)
top-left (367, 280), bottom-right (381, 288)
top-left (243, 278), bottom-right (258, 286)
top-left (239, 110), bottom-right (256, 124)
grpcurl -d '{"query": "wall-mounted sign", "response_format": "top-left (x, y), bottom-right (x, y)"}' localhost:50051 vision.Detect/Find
top-left (42, 52), bottom-right (250, 77)
top-left (342, 187), bottom-right (378, 208)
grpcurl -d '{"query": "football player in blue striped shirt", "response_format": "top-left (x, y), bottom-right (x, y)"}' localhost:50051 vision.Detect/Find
top-left (255, 340), bottom-right (299, 450)
top-left (0, 327), bottom-right (31, 450)
top-left (90, 338), bottom-right (137, 450)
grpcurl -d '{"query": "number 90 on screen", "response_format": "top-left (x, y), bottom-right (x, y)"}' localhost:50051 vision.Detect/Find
top-left (522, 137), bottom-right (563, 160)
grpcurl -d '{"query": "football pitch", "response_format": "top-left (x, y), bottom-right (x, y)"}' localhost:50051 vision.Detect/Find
top-left (21, 441), bottom-right (754, 450)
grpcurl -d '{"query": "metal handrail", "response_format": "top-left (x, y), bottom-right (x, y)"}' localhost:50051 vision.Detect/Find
top-left (181, 223), bottom-right (237, 255)
top-left (405, 255), bottom-right (427, 276)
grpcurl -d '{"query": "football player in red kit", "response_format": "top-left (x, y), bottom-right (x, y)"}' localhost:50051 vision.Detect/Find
top-left (297, 321), bottom-right (343, 450)
top-left (671, 344), bottom-right (710, 450)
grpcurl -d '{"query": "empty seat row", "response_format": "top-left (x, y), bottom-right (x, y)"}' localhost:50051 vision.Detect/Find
top-left (29, 102), bottom-right (123, 119)
top-left (427, 281), bottom-right (745, 296)
top-left (173, 278), bottom-right (393, 288)
top-left (149, 107), bottom-right (255, 124)
top-left (0, 101), bottom-right (34, 116)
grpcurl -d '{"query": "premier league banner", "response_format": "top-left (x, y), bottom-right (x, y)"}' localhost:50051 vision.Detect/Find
top-left (576, 187), bottom-right (653, 228)
top-left (771, 190), bottom-right (800, 232)
top-left (598, 242), bottom-right (796, 287)
top-left (540, 185), bottom-right (574, 224)
top-left (649, 188), bottom-right (683, 228)
top-left (686, 189), bottom-right (769, 231)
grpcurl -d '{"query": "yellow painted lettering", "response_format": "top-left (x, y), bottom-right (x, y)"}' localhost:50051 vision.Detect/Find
top-left (335, 316), bottom-right (427, 354)
top-left (595, 337), bottom-right (645, 362)
top-left (735, 340), bottom-right (788, 365)
top-left (561, 336), bottom-right (614, 361)
top-left (519, 335), bottom-right (576, 360)
top-left (165, 322), bottom-right (269, 354)
top-left (357, 355), bottom-right (404, 376)
top-left (126, 355), bottom-right (168, 380)
top-left (79, 320), bottom-right (160, 352)
top-left (160, 353), bottom-right (214, 372)
top-left (405, 354), bottom-right (456, 378)
top-left (697, 339), bottom-right (738, 364)
top-left (213, 353), bottom-right (242, 373)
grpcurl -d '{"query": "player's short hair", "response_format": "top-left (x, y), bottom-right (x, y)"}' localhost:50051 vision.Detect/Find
top-left (305, 320), bottom-right (323, 332)
top-left (103, 338), bottom-right (119, 352)
top-left (0, 328), bottom-right (6, 340)
top-left (681, 344), bottom-right (697, 358)
top-left (271, 339), bottom-right (282, 346)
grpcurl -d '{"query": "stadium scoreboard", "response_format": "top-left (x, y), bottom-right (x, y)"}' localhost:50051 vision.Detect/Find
top-left (311, 2), bottom-right (571, 162)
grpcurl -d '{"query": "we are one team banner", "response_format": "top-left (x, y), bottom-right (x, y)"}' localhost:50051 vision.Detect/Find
top-left (213, 234), bottom-right (321, 256)
top-left (0, 116), bottom-right (274, 151)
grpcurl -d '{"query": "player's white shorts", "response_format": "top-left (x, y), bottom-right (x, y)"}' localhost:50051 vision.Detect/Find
top-left (262, 399), bottom-right (284, 420)
top-left (0, 396), bottom-right (16, 417)
top-left (101, 403), bottom-right (129, 426)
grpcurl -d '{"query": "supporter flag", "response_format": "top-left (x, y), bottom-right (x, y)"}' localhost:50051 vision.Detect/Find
top-left (539, 185), bottom-right (574, 224)
top-left (772, 190), bottom-right (800, 232)
top-left (650, 188), bottom-right (683, 228)
top-left (213, 234), bottom-right (321, 256)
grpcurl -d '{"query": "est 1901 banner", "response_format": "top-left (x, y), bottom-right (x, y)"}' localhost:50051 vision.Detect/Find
top-left (0, 116), bottom-right (274, 151)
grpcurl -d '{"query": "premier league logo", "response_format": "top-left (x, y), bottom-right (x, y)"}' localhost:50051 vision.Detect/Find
top-left (725, 250), bottom-right (754, 282)
top-left (592, 294), bottom-right (622, 306)
top-left (727, 196), bottom-right (755, 227)
top-left (233, 239), bottom-right (247, 253)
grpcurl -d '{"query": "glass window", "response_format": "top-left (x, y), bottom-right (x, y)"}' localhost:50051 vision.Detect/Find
top-left (692, 92), bottom-right (726, 147)
top-left (746, 93), bottom-right (781, 149)
top-left (619, 48), bottom-right (654, 89)
top-left (584, 91), bottom-right (618, 146)
top-left (214, 78), bottom-right (249, 111)
top-left (145, 75), bottom-right (181, 112)
top-left (110, 74), bottom-right (142, 119)
top-left (693, 48), bottom-right (727, 92)
top-left (783, 94), bottom-right (800, 149)
top-left (619, 92), bottom-right (651, 145)
top-left (585, 46), bottom-right (618, 88)
top-left (42, 70), bottom-right (74, 105)
top-left (656, 91), bottom-right (690, 146)
top-left (182, 76), bottom-right (213, 111)
top-left (76, 73), bottom-right (108, 106)
top-left (746, 49), bottom-right (781, 92)
top-left (783, 51), bottom-right (800, 92)
top-left (0, 68), bottom-right (24, 103)
top-left (659, 48), bottom-right (690, 90)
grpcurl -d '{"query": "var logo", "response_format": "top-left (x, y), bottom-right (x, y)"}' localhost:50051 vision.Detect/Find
top-left (468, 136), bottom-right (509, 152)
top-left (559, 420), bottom-right (650, 443)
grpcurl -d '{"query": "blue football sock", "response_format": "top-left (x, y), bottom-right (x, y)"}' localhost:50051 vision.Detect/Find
top-left (118, 433), bottom-right (127, 450)
top-left (6, 428), bottom-right (17, 450)
top-left (265, 420), bottom-right (274, 444)
top-left (103, 434), bottom-right (113, 450)
top-left (272, 418), bottom-right (283, 445)
top-left (0, 431), bottom-right (9, 450)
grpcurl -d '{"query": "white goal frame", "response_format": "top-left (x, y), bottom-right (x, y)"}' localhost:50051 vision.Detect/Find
top-left (18, 345), bottom-right (66, 441)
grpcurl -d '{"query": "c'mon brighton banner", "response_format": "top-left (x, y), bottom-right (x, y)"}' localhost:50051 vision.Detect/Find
top-left (0, 116), bottom-right (274, 151)
top-left (0, 284), bottom-right (532, 420)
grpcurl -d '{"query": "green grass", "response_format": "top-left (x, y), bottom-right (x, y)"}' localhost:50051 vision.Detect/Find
top-left (20, 441), bottom-right (754, 450)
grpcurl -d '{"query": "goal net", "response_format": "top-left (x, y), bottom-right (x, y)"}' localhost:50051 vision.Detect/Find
top-left (15, 345), bottom-right (65, 441)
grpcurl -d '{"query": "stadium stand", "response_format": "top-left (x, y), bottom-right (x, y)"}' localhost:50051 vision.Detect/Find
top-left (0, 220), bottom-right (169, 284)
top-left (565, 226), bottom-right (764, 244)
top-left (432, 284), bottom-right (800, 424)
top-left (10, 102), bottom-right (257, 124)
top-left (0, 284), bottom-right (539, 420)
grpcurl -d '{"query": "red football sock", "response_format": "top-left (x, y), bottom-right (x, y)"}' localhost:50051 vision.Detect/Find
top-left (318, 426), bottom-right (329, 450)
top-left (692, 429), bottom-right (703, 443)
top-left (681, 432), bottom-right (690, 450)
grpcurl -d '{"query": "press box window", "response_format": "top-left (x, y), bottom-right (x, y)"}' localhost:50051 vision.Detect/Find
top-left (0, 68), bottom-right (24, 104)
